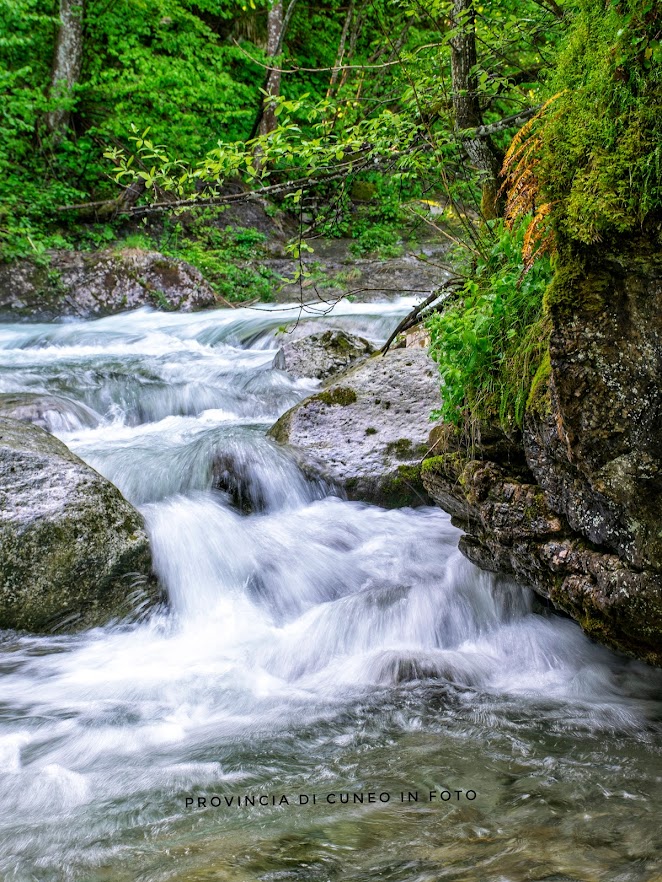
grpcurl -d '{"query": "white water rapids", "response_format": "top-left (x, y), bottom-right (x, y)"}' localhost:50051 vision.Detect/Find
top-left (0, 302), bottom-right (660, 882)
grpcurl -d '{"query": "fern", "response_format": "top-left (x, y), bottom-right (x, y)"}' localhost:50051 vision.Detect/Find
top-left (500, 94), bottom-right (563, 272)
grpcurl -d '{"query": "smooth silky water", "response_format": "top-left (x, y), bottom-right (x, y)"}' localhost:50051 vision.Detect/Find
top-left (0, 302), bottom-right (660, 882)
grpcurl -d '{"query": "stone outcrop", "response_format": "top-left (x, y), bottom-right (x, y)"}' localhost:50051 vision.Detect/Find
top-left (422, 235), bottom-right (662, 665)
top-left (0, 249), bottom-right (218, 320)
top-left (269, 347), bottom-right (441, 507)
top-left (0, 417), bottom-right (159, 632)
top-left (275, 329), bottom-right (375, 381)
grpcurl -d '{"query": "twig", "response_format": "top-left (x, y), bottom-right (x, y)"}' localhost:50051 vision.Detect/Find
top-left (470, 105), bottom-right (541, 139)
top-left (380, 277), bottom-right (462, 354)
top-left (232, 39), bottom-right (445, 75)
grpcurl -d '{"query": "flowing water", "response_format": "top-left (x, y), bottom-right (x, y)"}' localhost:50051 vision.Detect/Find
top-left (0, 302), bottom-right (661, 882)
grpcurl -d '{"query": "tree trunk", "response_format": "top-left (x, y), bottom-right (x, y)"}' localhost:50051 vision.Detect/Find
top-left (45, 0), bottom-right (84, 139)
top-left (449, 0), bottom-right (504, 218)
top-left (259, 0), bottom-right (284, 137)
top-left (327, 1), bottom-right (354, 98)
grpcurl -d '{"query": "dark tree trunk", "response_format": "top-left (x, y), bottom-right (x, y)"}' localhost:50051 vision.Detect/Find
top-left (45, 0), bottom-right (84, 139)
top-left (449, 0), bottom-right (504, 218)
top-left (259, 0), bottom-right (284, 137)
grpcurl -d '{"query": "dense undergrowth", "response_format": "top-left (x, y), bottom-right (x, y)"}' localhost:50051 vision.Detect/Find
top-left (427, 219), bottom-right (552, 431)
top-left (119, 218), bottom-right (278, 303)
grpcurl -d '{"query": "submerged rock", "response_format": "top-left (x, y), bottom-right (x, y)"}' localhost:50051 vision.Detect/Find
top-left (0, 248), bottom-right (218, 320)
top-left (0, 417), bottom-right (158, 632)
top-left (277, 329), bottom-right (375, 381)
top-left (210, 433), bottom-right (328, 514)
top-left (0, 392), bottom-right (101, 433)
top-left (269, 347), bottom-right (441, 507)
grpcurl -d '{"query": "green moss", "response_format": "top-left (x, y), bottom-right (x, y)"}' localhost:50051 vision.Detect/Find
top-left (365, 426), bottom-right (378, 435)
top-left (421, 452), bottom-right (467, 483)
top-left (350, 181), bottom-right (376, 202)
top-left (268, 411), bottom-right (293, 444)
top-left (315, 386), bottom-right (358, 407)
top-left (526, 350), bottom-right (552, 416)
top-left (374, 464), bottom-right (426, 507)
top-left (541, 0), bottom-right (662, 245)
top-left (396, 463), bottom-right (421, 482)
top-left (543, 249), bottom-right (610, 314)
top-left (421, 455), bottom-right (444, 475)
top-left (385, 438), bottom-right (428, 460)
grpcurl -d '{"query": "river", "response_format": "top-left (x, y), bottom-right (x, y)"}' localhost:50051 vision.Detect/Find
top-left (0, 302), bottom-right (661, 882)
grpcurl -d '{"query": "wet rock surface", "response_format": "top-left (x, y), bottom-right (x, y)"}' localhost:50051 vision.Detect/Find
top-left (422, 448), bottom-right (662, 665)
top-left (0, 417), bottom-right (158, 632)
top-left (269, 347), bottom-right (441, 507)
top-left (0, 248), bottom-right (218, 320)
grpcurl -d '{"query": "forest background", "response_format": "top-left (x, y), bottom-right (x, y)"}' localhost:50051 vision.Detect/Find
top-left (1, 0), bottom-right (660, 430)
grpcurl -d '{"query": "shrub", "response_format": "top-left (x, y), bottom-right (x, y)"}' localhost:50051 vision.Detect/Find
top-left (427, 219), bottom-right (552, 431)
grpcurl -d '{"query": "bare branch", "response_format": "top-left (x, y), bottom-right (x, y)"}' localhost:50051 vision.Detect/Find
top-left (232, 39), bottom-right (445, 75)
top-left (470, 105), bottom-right (541, 139)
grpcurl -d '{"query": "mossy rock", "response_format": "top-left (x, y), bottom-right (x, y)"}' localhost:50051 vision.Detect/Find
top-left (278, 329), bottom-right (375, 382)
top-left (314, 386), bottom-right (358, 407)
top-left (0, 417), bottom-right (160, 632)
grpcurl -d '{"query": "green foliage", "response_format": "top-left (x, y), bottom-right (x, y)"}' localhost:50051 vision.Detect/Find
top-left (348, 225), bottom-right (402, 258)
top-left (0, 0), bottom-right (266, 259)
top-left (427, 219), bottom-right (552, 430)
top-left (541, 0), bottom-right (662, 243)
top-left (120, 218), bottom-right (276, 302)
top-left (0, 0), bottom-right (565, 261)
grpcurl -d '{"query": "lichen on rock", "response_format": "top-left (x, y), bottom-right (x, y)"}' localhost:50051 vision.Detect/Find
top-left (0, 248), bottom-right (218, 321)
top-left (276, 329), bottom-right (375, 382)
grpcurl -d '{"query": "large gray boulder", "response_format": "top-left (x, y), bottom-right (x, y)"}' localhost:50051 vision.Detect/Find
top-left (269, 348), bottom-right (441, 507)
top-left (0, 418), bottom-right (158, 632)
top-left (0, 248), bottom-right (218, 320)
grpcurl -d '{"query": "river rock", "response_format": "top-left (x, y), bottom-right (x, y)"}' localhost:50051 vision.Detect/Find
top-left (0, 392), bottom-right (101, 433)
top-left (269, 347), bottom-right (441, 507)
top-left (0, 248), bottom-right (218, 320)
top-left (0, 417), bottom-right (158, 632)
top-left (277, 329), bottom-right (375, 380)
